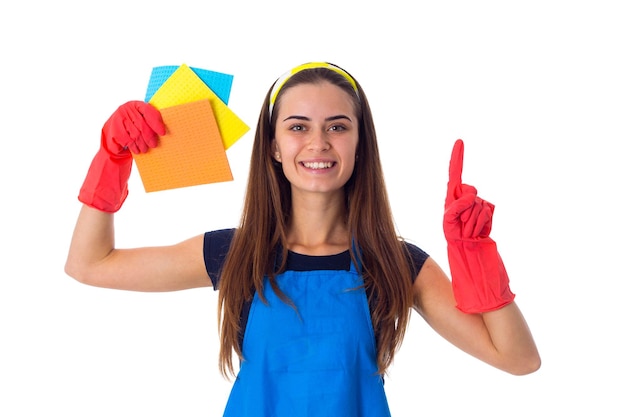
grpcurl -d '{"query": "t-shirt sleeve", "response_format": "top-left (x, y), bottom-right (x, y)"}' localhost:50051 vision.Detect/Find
top-left (203, 228), bottom-right (236, 289)
top-left (404, 241), bottom-right (429, 283)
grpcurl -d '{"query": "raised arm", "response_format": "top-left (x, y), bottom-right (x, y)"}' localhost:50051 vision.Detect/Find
top-left (413, 258), bottom-right (540, 375)
top-left (413, 139), bottom-right (540, 375)
top-left (64, 102), bottom-right (210, 292)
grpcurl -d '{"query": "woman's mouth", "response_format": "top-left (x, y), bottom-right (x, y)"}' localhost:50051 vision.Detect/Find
top-left (302, 161), bottom-right (335, 169)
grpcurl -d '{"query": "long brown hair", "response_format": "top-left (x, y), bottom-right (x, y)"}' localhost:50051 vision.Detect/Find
top-left (217, 64), bottom-right (415, 378)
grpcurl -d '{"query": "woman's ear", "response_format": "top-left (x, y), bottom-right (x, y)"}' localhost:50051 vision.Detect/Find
top-left (271, 140), bottom-right (281, 162)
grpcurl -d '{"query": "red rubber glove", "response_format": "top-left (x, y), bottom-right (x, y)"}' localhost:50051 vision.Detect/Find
top-left (444, 139), bottom-right (515, 313)
top-left (78, 101), bottom-right (165, 212)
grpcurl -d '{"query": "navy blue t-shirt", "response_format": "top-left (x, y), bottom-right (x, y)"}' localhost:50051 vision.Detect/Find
top-left (203, 228), bottom-right (429, 287)
top-left (203, 228), bottom-right (430, 346)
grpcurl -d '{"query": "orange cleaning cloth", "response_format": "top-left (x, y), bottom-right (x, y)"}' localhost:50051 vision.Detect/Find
top-left (133, 99), bottom-right (233, 192)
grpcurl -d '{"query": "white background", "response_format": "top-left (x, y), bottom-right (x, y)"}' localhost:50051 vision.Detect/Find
top-left (1, 1), bottom-right (624, 415)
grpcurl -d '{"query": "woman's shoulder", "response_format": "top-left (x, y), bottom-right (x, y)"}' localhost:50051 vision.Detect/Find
top-left (203, 228), bottom-right (237, 287)
top-left (203, 228), bottom-right (237, 258)
top-left (204, 228), bottom-right (236, 243)
top-left (401, 239), bottom-right (430, 280)
top-left (403, 240), bottom-right (428, 261)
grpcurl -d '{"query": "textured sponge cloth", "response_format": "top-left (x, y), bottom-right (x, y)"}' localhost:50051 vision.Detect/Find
top-left (132, 99), bottom-right (233, 192)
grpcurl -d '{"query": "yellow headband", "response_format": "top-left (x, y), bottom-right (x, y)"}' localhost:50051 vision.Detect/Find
top-left (268, 62), bottom-right (358, 118)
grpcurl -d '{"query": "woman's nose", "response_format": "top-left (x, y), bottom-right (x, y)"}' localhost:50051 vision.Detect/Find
top-left (307, 130), bottom-right (330, 151)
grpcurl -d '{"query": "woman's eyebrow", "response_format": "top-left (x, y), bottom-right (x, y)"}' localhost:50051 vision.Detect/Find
top-left (282, 114), bottom-right (352, 122)
top-left (282, 115), bottom-right (310, 122)
top-left (326, 115), bottom-right (352, 122)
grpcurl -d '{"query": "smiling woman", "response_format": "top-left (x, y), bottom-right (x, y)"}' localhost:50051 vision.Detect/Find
top-left (65, 62), bottom-right (540, 417)
top-left (272, 82), bottom-right (359, 195)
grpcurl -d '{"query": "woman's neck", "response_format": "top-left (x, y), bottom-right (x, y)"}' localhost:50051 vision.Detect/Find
top-left (286, 190), bottom-right (349, 256)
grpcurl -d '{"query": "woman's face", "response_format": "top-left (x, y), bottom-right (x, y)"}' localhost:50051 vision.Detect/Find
top-left (272, 81), bottom-right (359, 196)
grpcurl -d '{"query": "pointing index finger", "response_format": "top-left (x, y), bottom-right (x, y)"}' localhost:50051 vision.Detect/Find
top-left (445, 139), bottom-right (464, 206)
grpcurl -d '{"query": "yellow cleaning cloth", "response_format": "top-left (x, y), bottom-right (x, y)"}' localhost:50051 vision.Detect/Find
top-left (148, 63), bottom-right (249, 150)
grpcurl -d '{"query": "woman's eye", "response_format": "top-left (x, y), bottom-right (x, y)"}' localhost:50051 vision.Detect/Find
top-left (289, 124), bottom-right (305, 131)
top-left (329, 125), bottom-right (346, 132)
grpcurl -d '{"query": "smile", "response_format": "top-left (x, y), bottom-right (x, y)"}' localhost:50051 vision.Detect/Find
top-left (302, 161), bottom-right (334, 169)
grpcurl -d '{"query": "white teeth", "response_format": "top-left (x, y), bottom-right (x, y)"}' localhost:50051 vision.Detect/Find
top-left (303, 161), bottom-right (333, 169)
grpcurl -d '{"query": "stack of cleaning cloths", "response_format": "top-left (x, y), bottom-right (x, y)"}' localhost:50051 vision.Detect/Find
top-left (134, 64), bottom-right (249, 192)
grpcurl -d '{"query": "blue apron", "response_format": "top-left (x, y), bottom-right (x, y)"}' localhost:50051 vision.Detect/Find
top-left (222, 259), bottom-right (392, 417)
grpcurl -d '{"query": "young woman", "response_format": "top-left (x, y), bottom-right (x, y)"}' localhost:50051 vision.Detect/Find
top-left (65, 62), bottom-right (540, 416)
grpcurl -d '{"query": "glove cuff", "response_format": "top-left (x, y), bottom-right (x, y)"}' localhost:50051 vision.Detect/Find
top-left (447, 238), bottom-right (515, 313)
top-left (78, 149), bottom-right (132, 213)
